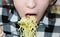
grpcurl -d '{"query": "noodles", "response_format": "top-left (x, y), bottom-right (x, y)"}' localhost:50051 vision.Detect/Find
top-left (18, 16), bottom-right (38, 37)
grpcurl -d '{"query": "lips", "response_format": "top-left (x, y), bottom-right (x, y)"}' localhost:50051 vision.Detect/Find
top-left (25, 12), bottom-right (37, 18)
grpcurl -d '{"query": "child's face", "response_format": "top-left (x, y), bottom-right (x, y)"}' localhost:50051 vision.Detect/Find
top-left (13, 0), bottom-right (50, 23)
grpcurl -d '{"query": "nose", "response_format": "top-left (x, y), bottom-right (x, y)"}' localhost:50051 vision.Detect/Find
top-left (26, 0), bottom-right (36, 9)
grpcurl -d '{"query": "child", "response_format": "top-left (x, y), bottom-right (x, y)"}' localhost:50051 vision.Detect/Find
top-left (0, 0), bottom-right (59, 37)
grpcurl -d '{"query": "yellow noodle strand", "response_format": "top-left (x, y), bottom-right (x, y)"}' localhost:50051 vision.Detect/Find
top-left (18, 16), bottom-right (38, 37)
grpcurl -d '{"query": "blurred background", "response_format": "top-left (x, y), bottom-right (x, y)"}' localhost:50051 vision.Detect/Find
top-left (0, 0), bottom-right (13, 6)
top-left (51, 0), bottom-right (60, 14)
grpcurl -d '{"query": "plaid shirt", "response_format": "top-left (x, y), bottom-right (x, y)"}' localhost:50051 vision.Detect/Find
top-left (0, 0), bottom-right (60, 37)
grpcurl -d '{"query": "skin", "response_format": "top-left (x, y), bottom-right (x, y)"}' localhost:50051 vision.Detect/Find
top-left (13, 0), bottom-right (51, 23)
top-left (0, 28), bottom-right (4, 37)
top-left (0, 0), bottom-right (55, 36)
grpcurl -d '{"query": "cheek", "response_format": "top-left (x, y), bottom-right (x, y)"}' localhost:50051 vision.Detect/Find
top-left (37, 0), bottom-right (49, 8)
top-left (36, 0), bottom-right (49, 22)
top-left (14, 0), bottom-right (26, 17)
top-left (37, 0), bottom-right (49, 14)
top-left (14, 0), bottom-right (25, 11)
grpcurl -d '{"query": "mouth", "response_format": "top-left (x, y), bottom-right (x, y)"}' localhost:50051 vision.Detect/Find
top-left (25, 13), bottom-right (37, 18)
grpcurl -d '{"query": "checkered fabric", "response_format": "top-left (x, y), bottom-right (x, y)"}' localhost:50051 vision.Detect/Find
top-left (0, 0), bottom-right (60, 37)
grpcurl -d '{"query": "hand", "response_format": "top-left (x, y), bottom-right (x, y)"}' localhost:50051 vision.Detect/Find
top-left (0, 28), bottom-right (4, 37)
